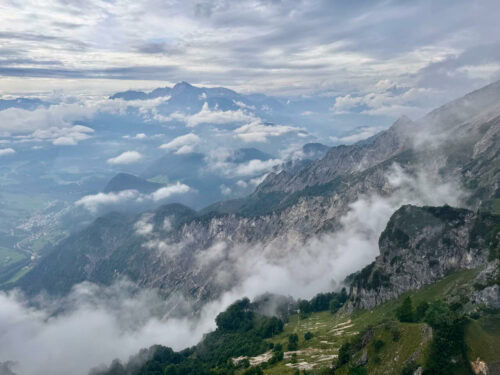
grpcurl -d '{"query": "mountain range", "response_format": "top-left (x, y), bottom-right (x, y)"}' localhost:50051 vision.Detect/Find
top-left (16, 80), bottom-right (500, 309)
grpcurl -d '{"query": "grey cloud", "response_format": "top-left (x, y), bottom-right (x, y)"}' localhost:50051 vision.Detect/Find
top-left (0, 58), bottom-right (63, 66)
top-left (416, 42), bottom-right (500, 91)
top-left (0, 31), bottom-right (89, 50)
top-left (1, 0), bottom-right (500, 100)
top-left (135, 43), bottom-right (182, 55)
top-left (0, 65), bottom-right (179, 80)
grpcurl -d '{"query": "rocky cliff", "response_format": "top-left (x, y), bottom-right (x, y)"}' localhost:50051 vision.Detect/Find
top-left (348, 205), bottom-right (500, 310)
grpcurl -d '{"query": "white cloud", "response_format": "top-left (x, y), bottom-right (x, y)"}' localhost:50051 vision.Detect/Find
top-left (0, 103), bottom-right (96, 134)
top-left (107, 151), bottom-right (143, 165)
top-left (233, 101), bottom-right (256, 110)
top-left (150, 182), bottom-right (191, 201)
top-left (233, 121), bottom-right (302, 142)
top-left (234, 159), bottom-right (281, 176)
top-left (154, 103), bottom-right (255, 127)
top-left (331, 85), bottom-right (438, 118)
top-left (184, 102), bottom-right (256, 127)
top-left (76, 183), bottom-right (191, 213)
top-left (134, 214), bottom-right (155, 236)
top-left (220, 184), bottom-right (232, 196)
top-left (75, 190), bottom-right (140, 213)
top-left (16, 124), bottom-right (95, 146)
top-left (331, 94), bottom-right (365, 114)
top-left (249, 173), bottom-right (269, 186)
top-left (0, 148), bottom-right (15, 156)
top-left (235, 173), bottom-right (269, 190)
top-left (236, 180), bottom-right (248, 189)
top-left (159, 133), bottom-right (200, 154)
top-left (0, 281), bottom-right (220, 375)
top-left (330, 126), bottom-right (386, 144)
top-left (123, 133), bottom-right (147, 140)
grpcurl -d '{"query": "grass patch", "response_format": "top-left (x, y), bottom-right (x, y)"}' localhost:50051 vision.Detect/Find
top-left (492, 199), bottom-right (500, 216)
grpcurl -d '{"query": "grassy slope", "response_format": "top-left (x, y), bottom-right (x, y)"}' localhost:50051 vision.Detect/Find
top-left (239, 269), bottom-right (499, 374)
top-left (493, 198), bottom-right (500, 216)
top-left (465, 314), bottom-right (500, 364)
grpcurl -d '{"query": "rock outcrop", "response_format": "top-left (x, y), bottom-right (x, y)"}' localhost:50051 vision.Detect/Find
top-left (348, 205), bottom-right (500, 310)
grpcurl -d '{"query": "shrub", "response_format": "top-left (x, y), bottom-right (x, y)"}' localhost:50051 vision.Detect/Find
top-left (392, 329), bottom-right (401, 342)
top-left (396, 296), bottom-right (414, 322)
top-left (268, 350), bottom-right (283, 364)
top-left (415, 301), bottom-right (429, 321)
top-left (338, 342), bottom-right (352, 365)
top-left (348, 366), bottom-right (367, 375)
top-left (288, 334), bottom-right (299, 351)
top-left (243, 366), bottom-right (263, 375)
top-left (372, 339), bottom-right (385, 352)
top-left (304, 332), bottom-right (313, 341)
top-left (272, 343), bottom-right (282, 352)
top-left (423, 301), bottom-right (469, 374)
top-left (401, 360), bottom-right (419, 375)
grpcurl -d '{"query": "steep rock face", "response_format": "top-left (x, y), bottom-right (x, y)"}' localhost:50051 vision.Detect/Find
top-left (348, 205), bottom-right (500, 310)
top-left (256, 115), bottom-right (414, 195)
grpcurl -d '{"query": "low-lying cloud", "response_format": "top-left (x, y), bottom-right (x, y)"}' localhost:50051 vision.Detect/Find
top-left (159, 133), bottom-right (200, 154)
top-left (107, 151), bottom-right (143, 165)
top-left (0, 282), bottom-right (220, 375)
top-left (330, 126), bottom-right (386, 144)
top-left (234, 158), bottom-right (282, 176)
top-left (75, 182), bottom-right (191, 213)
top-left (233, 121), bottom-right (303, 143)
top-left (184, 102), bottom-right (256, 127)
top-left (0, 147), bottom-right (15, 156)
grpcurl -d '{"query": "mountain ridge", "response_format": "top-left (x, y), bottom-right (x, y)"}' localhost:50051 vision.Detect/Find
top-left (15, 80), bottom-right (500, 307)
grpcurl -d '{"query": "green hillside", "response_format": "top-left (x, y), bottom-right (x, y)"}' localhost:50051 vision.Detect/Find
top-left (93, 268), bottom-right (500, 375)
top-left (257, 269), bottom-right (494, 375)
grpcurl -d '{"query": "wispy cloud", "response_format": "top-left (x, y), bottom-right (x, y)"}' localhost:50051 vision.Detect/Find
top-left (234, 121), bottom-right (303, 143)
top-left (160, 133), bottom-right (200, 154)
top-left (107, 151), bottom-right (143, 165)
top-left (0, 148), bottom-right (15, 156)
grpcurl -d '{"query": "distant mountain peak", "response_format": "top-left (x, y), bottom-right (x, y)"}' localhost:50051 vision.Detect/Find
top-left (172, 81), bottom-right (196, 93)
top-left (174, 81), bottom-right (193, 88)
top-left (392, 115), bottom-right (414, 127)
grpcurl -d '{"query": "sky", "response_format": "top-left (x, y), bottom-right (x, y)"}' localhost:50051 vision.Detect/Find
top-left (1, 0), bottom-right (500, 101)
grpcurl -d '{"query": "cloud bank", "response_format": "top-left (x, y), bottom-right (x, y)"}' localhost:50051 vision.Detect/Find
top-left (75, 182), bottom-right (191, 213)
